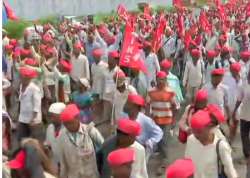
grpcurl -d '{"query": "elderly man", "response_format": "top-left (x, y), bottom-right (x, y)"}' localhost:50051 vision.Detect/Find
top-left (58, 104), bottom-right (104, 178)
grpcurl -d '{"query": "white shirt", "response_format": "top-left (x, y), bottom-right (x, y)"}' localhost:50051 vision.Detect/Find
top-left (222, 73), bottom-right (242, 113)
top-left (114, 84), bottom-right (137, 120)
top-left (43, 64), bottom-right (55, 86)
top-left (102, 66), bottom-right (119, 101)
top-left (240, 60), bottom-right (250, 85)
top-left (46, 124), bottom-right (62, 166)
top-left (70, 53), bottom-right (90, 81)
top-left (185, 135), bottom-right (238, 178)
top-left (91, 60), bottom-right (108, 95)
top-left (162, 36), bottom-right (176, 58)
top-left (19, 82), bottom-right (42, 124)
top-left (129, 141), bottom-right (148, 178)
top-left (183, 59), bottom-right (204, 87)
top-left (203, 83), bottom-right (229, 113)
top-left (144, 52), bottom-right (160, 88)
top-left (237, 83), bottom-right (250, 121)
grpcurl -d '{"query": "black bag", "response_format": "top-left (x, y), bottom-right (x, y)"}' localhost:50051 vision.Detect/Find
top-left (216, 139), bottom-right (228, 178)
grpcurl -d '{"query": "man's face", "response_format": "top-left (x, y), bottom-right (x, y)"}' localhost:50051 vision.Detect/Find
top-left (195, 100), bottom-right (208, 109)
top-left (88, 33), bottom-right (94, 43)
top-left (48, 113), bottom-right (61, 126)
top-left (211, 75), bottom-right (223, 87)
top-left (63, 118), bottom-right (80, 133)
top-left (73, 48), bottom-right (80, 56)
top-left (192, 126), bottom-right (210, 143)
top-left (108, 57), bottom-right (117, 69)
top-left (156, 78), bottom-right (166, 89)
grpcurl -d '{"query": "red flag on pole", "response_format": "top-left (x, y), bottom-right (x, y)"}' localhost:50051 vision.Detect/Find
top-left (177, 14), bottom-right (185, 38)
top-left (173, 0), bottom-right (183, 7)
top-left (117, 4), bottom-right (129, 21)
top-left (144, 5), bottom-right (152, 20)
top-left (199, 11), bottom-right (212, 34)
top-left (151, 15), bottom-right (166, 53)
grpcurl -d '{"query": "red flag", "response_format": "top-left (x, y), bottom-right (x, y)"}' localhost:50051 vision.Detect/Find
top-left (144, 5), bottom-right (152, 20)
top-left (173, 0), bottom-right (183, 7)
top-left (117, 4), bottom-right (129, 21)
top-left (184, 31), bottom-right (192, 49)
top-left (151, 15), bottom-right (166, 53)
top-left (199, 11), bottom-right (212, 33)
top-left (3, 1), bottom-right (18, 20)
top-left (177, 14), bottom-right (185, 38)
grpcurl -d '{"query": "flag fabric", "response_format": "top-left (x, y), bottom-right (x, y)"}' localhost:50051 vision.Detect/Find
top-left (3, 1), bottom-right (18, 21)
top-left (199, 11), bottom-right (212, 34)
top-left (151, 15), bottom-right (166, 53)
top-left (144, 5), bottom-right (152, 20)
top-left (177, 14), bottom-right (185, 38)
top-left (117, 4), bottom-right (129, 21)
top-left (173, 0), bottom-right (183, 7)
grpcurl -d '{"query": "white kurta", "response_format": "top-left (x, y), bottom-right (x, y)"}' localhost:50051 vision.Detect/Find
top-left (70, 53), bottom-right (90, 81)
top-left (204, 60), bottom-right (216, 84)
top-left (19, 82), bottom-right (42, 124)
top-left (102, 66), bottom-right (119, 102)
top-left (114, 84), bottom-right (137, 120)
top-left (237, 83), bottom-right (250, 121)
top-left (162, 36), bottom-right (176, 58)
top-left (129, 141), bottom-right (148, 178)
top-left (185, 135), bottom-right (238, 178)
top-left (144, 52), bottom-right (160, 89)
top-left (240, 60), bottom-right (250, 85)
top-left (91, 61), bottom-right (108, 96)
top-left (183, 59), bottom-right (204, 87)
top-left (203, 83), bottom-right (229, 113)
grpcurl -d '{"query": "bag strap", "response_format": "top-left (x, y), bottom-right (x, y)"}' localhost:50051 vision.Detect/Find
top-left (216, 139), bottom-right (224, 175)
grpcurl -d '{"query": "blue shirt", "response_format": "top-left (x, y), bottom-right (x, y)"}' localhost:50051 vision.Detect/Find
top-left (85, 41), bottom-right (101, 64)
top-left (167, 72), bottom-right (184, 103)
top-left (136, 112), bottom-right (163, 147)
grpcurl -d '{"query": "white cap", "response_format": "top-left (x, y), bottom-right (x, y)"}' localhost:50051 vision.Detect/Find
top-left (48, 102), bottom-right (66, 114)
top-left (79, 78), bottom-right (90, 89)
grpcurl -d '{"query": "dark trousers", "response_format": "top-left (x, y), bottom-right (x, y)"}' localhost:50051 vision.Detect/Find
top-left (17, 122), bottom-right (45, 143)
top-left (240, 120), bottom-right (250, 159)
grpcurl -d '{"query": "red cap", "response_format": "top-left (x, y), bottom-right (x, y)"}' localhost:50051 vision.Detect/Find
top-left (24, 58), bottom-right (38, 66)
top-left (161, 59), bottom-right (173, 70)
top-left (156, 71), bottom-right (167, 79)
top-left (230, 62), bottom-right (241, 73)
top-left (190, 49), bottom-right (201, 58)
top-left (107, 36), bottom-right (116, 45)
top-left (10, 39), bottom-right (18, 46)
top-left (5, 44), bottom-right (14, 50)
top-left (240, 51), bottom-right (250, 60)
top-left (42, 34), bottom-right (53, 43)
top-left (60, 59), bottom-right (72, 73)
top-left (114, 70), bottom-right (126, 78)
top-left (108, 148), bottom-right (135, 167)
top-left (13, 49), bottom-right (21, 58)
top-left (211, 68), bottom-right (225, 75)
top-left (45, 47), bottom-right (54, 55)
top-left (195, 89), bottom-right (208, 102)
top-left (60, 104), bottom-right (80, 122)
top-left (20, 49), bottom-right (31, 57)
top-left (92, 48), bottom-right (104, 58)
top-left (206, 104), bottom-right (225, 123)
top-left (219, 34), bottom-right (227, 42)
top-left (221, 46), bottom-right (233, 54)
top-left (206, 50), bottom-right (217, 58)
top-left (19, 67), bottom-right (38, 78)
top-left (117, 119), bottom-right (141, 136)
top-left (8, 150), bottom-right (26, 169)
top-left (74, 42), bottom-right (83, 50)
top-left (191, 110), bottom-right (211, 129)
top-left (127, 94), bottom-right (145, 106)
top-left (108, 50), bottom-right (120, 59)
top-left (166, 158), bottom-right (195, 178)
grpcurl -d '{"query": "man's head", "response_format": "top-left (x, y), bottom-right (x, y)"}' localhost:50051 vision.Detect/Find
top-left (160, 59), bottom-right (173, 74)
top-left (19, 67), bottom-right (38, 86)
top-left (190, 110), bottom-right (213, 143)
top-left (117, 119), bottom-right (141, 147)
top-left (78, 78), bottom-right (90, 92)
top-left (206, 50), bottom-right (217, 62)
top-left (108, 148), bottom-right (135, 178)
top-left (166, 158), bottom-right (195, 178)
top-left (156, 71), bottom-right (167, 89)
top-left (240, 51), bottom-right (250, 63)
top-left (92, 48), bottom-right (104, 64)
top-left (113, 70), bottom-right (126, 92)
top-left (60, 104), bottom-right (80, 133)
top-left (108, 51), bottom-right (119, 69)
top-left (87, 32), bottom-right (95, 43)
top-left (190, 49), bottom-right (201, 63)
top-left (230, 62), bottom-right (241, 79)
top-left (194, 89), bottom-right (208, 109)
top-left (220, 46), bottom-right (232, 60)
top-left (48, 102), bottom-right (66, 127)
top-left (211, 68), bottom-right (225, 87)
top-left (73, 42), bottom-right (83, 56)
top-left (143, 41), bottom-right (152, 56)
top-left (123, 94), bottom-right (145, 119)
